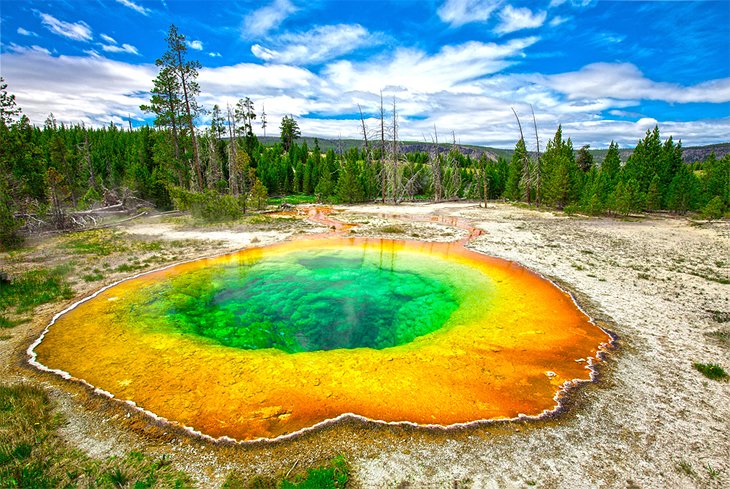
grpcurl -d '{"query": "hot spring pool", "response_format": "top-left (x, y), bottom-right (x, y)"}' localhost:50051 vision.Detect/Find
top-left (31, 238), bottom-right (611, 442)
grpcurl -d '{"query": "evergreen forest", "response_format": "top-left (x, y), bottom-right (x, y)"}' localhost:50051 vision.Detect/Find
top-left (1, 25), bottom-right (728, 250)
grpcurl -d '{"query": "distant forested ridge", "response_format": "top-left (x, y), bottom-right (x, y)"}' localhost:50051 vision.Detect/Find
top-left (1, 24), bottom-right (728, 249)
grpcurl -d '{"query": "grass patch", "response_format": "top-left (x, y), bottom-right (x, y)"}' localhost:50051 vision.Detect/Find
top-left (81, 272), bottom-right (105, 282)
top-left (0, 383), bottom-right (191, 489)
top-left (0, 334), bottom-right (11, 341)
top-left (706, 329), bottom-right (729, 344)
top-left (223, 456), bottom-right (349, 489)
top-left (676, 460), bottom-right (695, 477)
top-left (0, 316), bottom-right (29, 329)
top-left (269, 194), bottom-right (317, 206)
top-left (707, 309), bottom-right (730, 323)
top-left (61, 229), bottom-right (128, 256)
top-left (0, 266), bottom-right (74, 314)
top-left (115, 263), bottom-right (145, 273)
top-left (692, 362), bottom-right (729, 381)
top-left (705, 463), bottom-right (721, 479)
top-left (689, 271), bottom-right (730, 285)
top-left (378, 224), bottom-right (406, 234)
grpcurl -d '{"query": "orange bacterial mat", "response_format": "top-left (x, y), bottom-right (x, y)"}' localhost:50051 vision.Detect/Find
top-left (31, 237), bottom-right (612, 442)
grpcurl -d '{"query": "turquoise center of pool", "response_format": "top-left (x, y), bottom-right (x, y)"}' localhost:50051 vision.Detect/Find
top-left (133, 247), bottom-right (486, 353)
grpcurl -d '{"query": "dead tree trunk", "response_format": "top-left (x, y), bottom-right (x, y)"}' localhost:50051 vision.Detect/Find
top-left (511, 107), bottom-right (530, 205)
top-left (380, 91), bottom-right (386, 203)
top-left (226, 103), bottom-right (239, 195)
top-left (531, 104), bottom-right (541, 207)
top-left (431, 125), bottom-right (442, 202)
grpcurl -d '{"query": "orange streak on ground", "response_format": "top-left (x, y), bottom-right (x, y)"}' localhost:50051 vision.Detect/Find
top-left (35, 238), bottom-right (611, 442)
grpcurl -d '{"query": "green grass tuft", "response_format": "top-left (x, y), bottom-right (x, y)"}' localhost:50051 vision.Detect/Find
top-left (692, 362), bottom-right (729, 381)
top-left (281, 456), bottom-right (349, 489)
top-left (223, 456), bottom-right (349, 489)
top-left (0, 266), bottom-right (74, 314)
top-left (0, 383), bottom-right (191, 489)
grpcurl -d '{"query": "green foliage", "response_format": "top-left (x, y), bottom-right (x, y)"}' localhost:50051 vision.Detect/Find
top-left (692, 362), bottom-right (729, 381)
top-left (249, 178), bottom-right (269, 210)
top-left (281, 456), bottom-right (349, 489)
top-left (0, 383), bottom-right (191, 489)
top-left (170, 187), bottom-right (243, 221)
top-left (79, 186), bottom-right (102, 210)
top-left (505, 138), bottom-right (526, 201)
top-left (62, 229), bottom-right (128, 256)
top-left (0, 266), bottom-right (74, 314)
top-left (0, 172), bottom-right (23, 250)
top-left (280, 115), bottom-right (301, 152)
top-left (0, 316), bottom-right (29, 329)
top-left (336, 160), bottom-right (366, 203)
top-left (645, 174), bottom-right (661, 211)
top-left (701, 196), bottom-right (725, 220)
top-left (223, 457), bottom-right (349, 489)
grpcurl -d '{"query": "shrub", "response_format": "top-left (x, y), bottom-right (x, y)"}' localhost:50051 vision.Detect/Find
top-left (701, 196), bottom-right (725, 220)
top-left (169, 187), bottom-right (243, 222)
top-left (693, 362), bottom-right (729, 381)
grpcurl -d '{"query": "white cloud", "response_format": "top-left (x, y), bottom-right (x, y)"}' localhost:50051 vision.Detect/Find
top-left (324, 37), bottom-right (538, 95)
top-left (17, 27), bottom-right (38, 37)
top-left (187, 40), bottom-right (204, 50)
top-left (39, 12), bottom-right (92, 41)
top-left (243, 0), bottom-right (297, 38)
top-left (3, 40), bottom-right (728, 149)
top-left (542, 63), bottom-right (730, 104)
top-left (549, 0), bottom-right (595, 7)
top-left (7, 43), bottom-right (51, 56)
top-left (1, 48), bottom-right (154, 127)
top-left (100, 34), bottom-right (117, 44)
top-left (251, 24), bottom-right (382, 65)
top-left (115, 0), bottom-right (151, 16)
top-left (208, 52), bottom-right (222, 58)
top-left (494, 6), bottom-right (547, 35)
top-left (437, 0), bottom-right (502, 27)
top-left (549, 16), bottom-right (569, 27)
top-left (101, 43), bottom-right (140, 55)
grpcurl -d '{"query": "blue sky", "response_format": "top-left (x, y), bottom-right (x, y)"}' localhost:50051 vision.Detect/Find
top-left (1, 0), bottom-right (728, 148)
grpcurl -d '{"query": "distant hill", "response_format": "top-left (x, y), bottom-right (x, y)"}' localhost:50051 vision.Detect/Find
top-left (260, 136), bottom-right (728, 164)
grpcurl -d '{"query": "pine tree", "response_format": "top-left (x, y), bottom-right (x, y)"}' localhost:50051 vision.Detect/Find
top-left (505, 138), bottom-right (526, 201)
top-left (336, 159), bottom-right (365, 203)
top-left (280, 115), bottom-right (300, 152)
top-left (667, 164), bottom-right (698, 213)
top-left (576, 144), bottom-right (594, 172)
top-left (601, 141), bottom-right (621, 184)
top-left (159, 24), bottom-right (203, 190)
top-left (248, 177), bottom-right (268, 210)
top-left (0, 77), bottom-right (22, 126)
top-left (645, 174), bottom-right (661, 211)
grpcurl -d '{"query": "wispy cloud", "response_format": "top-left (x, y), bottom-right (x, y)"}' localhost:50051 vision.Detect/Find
top-left (549, 16), bottom-right (569, 28)
top-left (243, 0), bottom-right (297, 38)
top-left (208, 52), bottom-right (222, 58)
top-left (251, 24), bottom-right (382, 65)
top-left (100, 34), bottom-right (117, 44)
top-left (17, 27), bottom-right (39, 37)
top-left (8, 43), bottom-right (51, 56)
top-left (437, 0), bottom-right (502, 27)
top-left (494, 6), bottom-right (547, 35)
top-left (323, 37), bottom-right (539, 95)
top-left (39, 12), bottom-right (92, 41)
top-left (542, 62), bottom-right (730, 104)
top-left (101, 43), bottom-right (140, 55)
top-left (115, 0), bottom-right (151, 16)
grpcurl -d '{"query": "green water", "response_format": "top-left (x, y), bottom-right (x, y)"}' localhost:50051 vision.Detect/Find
top-left (131, 245), bottom-right (491, 353)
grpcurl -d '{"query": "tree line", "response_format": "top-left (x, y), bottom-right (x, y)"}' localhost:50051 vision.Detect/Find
top-left (1, 24), bottom-right (728, 249)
